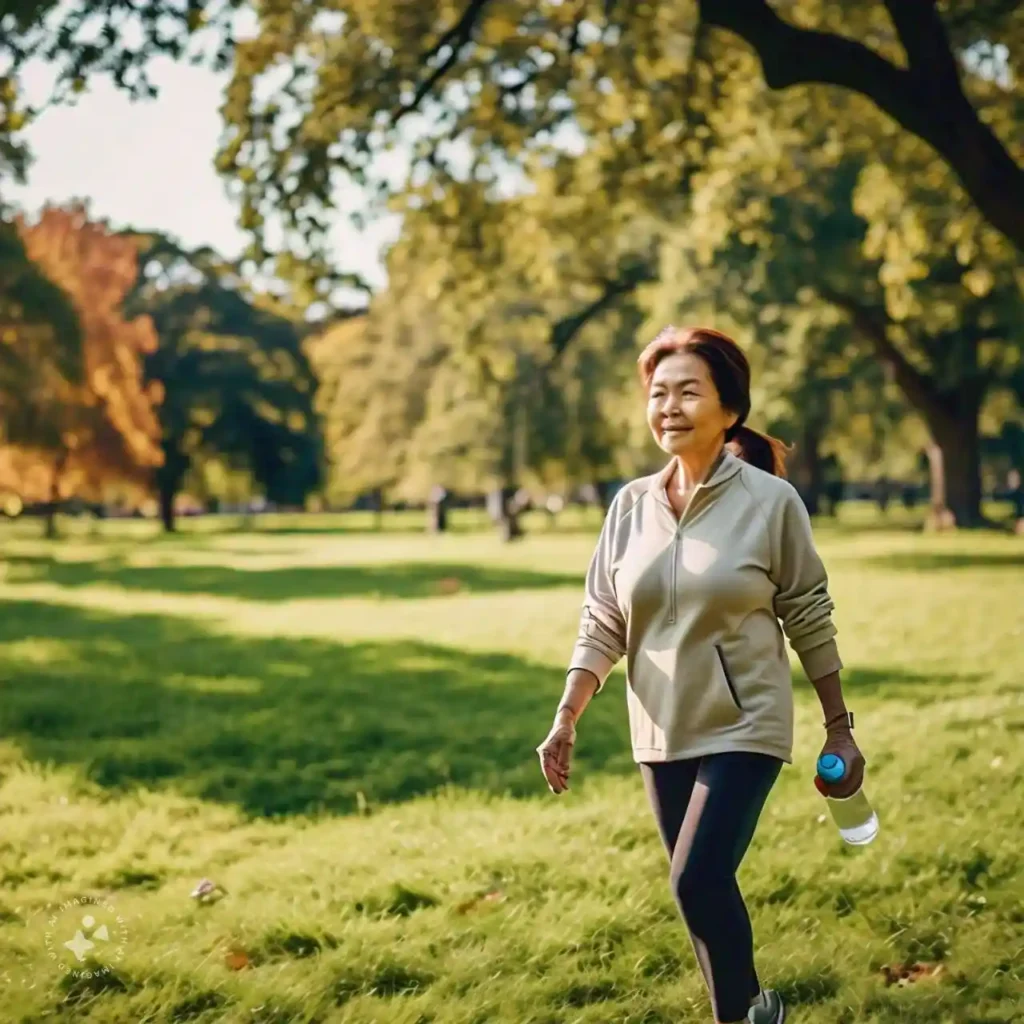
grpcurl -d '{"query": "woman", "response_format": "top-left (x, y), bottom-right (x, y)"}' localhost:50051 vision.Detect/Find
top-left (536, 326), bottom-right (866, 1024)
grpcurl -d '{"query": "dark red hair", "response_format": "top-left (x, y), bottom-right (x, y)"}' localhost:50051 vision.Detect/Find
top-left (638, 325), bottom-right (791, 477)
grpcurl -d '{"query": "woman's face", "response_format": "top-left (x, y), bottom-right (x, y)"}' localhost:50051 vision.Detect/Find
top-left (647, 351), bottom-right (738, 458)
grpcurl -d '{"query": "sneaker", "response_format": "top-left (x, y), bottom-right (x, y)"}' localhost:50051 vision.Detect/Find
top-left (747, 988), bottom-right (785, 1024)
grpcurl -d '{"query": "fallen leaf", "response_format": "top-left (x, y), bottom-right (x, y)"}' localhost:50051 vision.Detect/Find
top-left (224, 947), bottom-right (250, 971)
top-left (436, 577), bottom-right (462, 595)
top-left (881, 961), bottom-right (943, 987)
top-left (454, 889), bottom-right (504, 914)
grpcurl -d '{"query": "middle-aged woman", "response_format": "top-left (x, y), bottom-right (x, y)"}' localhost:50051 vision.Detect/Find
top-left (536, 326), bottom-right (867, 1024)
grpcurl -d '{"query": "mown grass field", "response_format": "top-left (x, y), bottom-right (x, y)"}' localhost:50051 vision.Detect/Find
top-left (0, 510), bottom-right (1022, 1023)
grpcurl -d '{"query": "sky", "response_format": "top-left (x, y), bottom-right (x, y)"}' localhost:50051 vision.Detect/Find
top-left (6, 57), bottom-right (397, 289)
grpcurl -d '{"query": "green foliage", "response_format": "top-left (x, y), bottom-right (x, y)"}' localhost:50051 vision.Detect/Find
top-left (0, 0), bottom-right (237, 100)
top-left (209, 1), bottom-right (1020, 520)
top-left (310, 252), bottom-right (652, 504)
top-left (4, 2), bottom-right (1023, 518)
top-left (127, 234), bottom-right (323, 517)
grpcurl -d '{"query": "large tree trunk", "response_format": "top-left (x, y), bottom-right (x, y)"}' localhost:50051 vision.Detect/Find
top-left (823, 293), bottom-right (989, 529)
top-left (370, 487), bottom-right (383, 531)
top-left (788, 423), bottom-right (824, 516)
top-left (492, 387), bottom-right (525, 542)
top-left (44, 506), bottom-right (59, 539)
top-left (157, 442), bottom-right (189, 534)
top-left (43, 449), bottom-right (68, 539)
top-left (159, 481), bottom-right (176, 533)
top-left (924, 409), bottom-right (984, 529)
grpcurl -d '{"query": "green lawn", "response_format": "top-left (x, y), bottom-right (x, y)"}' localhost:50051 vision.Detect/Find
top-left (0, 516), bottom-right (1022, 1023)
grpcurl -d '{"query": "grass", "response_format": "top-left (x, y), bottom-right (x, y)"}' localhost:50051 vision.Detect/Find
top-left (0, 514), bottom-right (1022, 1023)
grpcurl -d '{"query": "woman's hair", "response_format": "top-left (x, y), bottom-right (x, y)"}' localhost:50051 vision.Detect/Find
top-left (637, 325), bottom-right (791, 477)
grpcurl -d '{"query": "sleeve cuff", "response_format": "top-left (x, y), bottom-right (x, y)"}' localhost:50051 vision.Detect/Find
top-left (567, 645), bottom-right (617, 693)
top-left (797, 639), bottom-right (843, 682)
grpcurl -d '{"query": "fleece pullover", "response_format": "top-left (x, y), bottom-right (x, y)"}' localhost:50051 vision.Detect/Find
top-left (567, 451), bottom-right (842, 764)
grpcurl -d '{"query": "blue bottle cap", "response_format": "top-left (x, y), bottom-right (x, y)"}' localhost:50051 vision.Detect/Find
top-left (817, 753), bottom-right (846, 783)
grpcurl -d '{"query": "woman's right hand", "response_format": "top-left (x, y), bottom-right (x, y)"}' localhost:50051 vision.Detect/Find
top-left (537, 711), bottom-right (576, 795)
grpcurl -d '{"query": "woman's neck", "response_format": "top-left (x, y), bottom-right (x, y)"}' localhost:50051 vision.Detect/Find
top-left (671, 442), bottom-right (726, 495)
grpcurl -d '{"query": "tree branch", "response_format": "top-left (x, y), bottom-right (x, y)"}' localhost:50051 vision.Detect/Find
top-left (392, 0), bottom-right (493, 122)
top-left (697, 0), bottom-right (1024, 252)
top-left (817, 287), bottom-right (945, 423)
top-left (882, 0), bottom-right (957, 85)
top-left (697, 0), bottom-right (911, 102)
top-left (548, 259), bottom-right (657, 365)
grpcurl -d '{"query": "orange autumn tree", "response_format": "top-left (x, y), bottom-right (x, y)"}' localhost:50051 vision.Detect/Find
top-left (1, 205), bottom-right (163, 531)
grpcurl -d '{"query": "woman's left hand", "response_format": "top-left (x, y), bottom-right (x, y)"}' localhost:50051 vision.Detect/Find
top-left (818, 726), bottom-right (866, 799)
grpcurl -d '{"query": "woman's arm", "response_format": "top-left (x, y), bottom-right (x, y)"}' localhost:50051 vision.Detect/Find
top-left (538, 668), bottom-right (603, 796)
top-left (562, 493), bottom-right (628, 701)
top-left (770, 484), bottom-right (843, 684)
top-left (770, 485), bottom-right (865, 796)
top-left (552, 668), bottom-right (601, 727)
top-left (538, 496), bottom-right (627, 794)
top-left (810, 669), bottom-right (849, 727)
top-left (812, 669), bottom-right (865, 797)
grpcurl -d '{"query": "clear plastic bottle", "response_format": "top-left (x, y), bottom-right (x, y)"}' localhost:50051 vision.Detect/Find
top-left (815, 754), bottom-right (879, 846)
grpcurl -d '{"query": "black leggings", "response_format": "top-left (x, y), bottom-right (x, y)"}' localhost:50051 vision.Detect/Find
top-left (640, 752), bottom-right (783, 1024)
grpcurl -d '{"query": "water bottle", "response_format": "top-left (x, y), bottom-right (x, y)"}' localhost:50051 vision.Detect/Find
top-left (815, 754), bottom-right (879, 846)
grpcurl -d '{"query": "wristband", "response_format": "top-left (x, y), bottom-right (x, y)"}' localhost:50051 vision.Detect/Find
top-left (824, 710), bottom-right (854, 730)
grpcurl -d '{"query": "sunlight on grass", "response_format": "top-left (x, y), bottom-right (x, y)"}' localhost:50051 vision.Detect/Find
top-left (163, 674), bottom-right (265, 696)
top-left (0, 637), bottom-right (78, 667)
top-left (0, 518), bottom-right (1021, 1022)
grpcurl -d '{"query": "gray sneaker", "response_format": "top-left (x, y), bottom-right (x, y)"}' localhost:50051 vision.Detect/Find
top-left (747, 989), bottom-right (785, 1024)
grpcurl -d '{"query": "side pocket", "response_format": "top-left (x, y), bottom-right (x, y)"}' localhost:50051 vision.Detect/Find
top-left (715, 645), bottom-right (743, 711)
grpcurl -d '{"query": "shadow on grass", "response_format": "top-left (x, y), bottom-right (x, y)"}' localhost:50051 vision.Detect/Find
top-left (2, 556), bottom-right (583, 601)
top-left (0, 600), bottom-right (630, 818)
top-left (795, 665), bottom-right (984, 701)
top-left (855, 550), bottom-right (1024, 573)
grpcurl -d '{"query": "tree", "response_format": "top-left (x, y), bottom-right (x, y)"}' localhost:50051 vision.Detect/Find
top-left (126, 234), bottom-right (323, 531)
top-left (1, 206), bottom-right (163, 534)
top-left (650, 138), bottom-right (1022, 526)
top-left (785, 153), bottom-right (1020, 527)
top-left (0, 217), bottom-right (81, 422)
top-left (200, 1), bottom-right (1024, 270)
top-left (308, 305), bottom-right (441, 518)
top-left (310, 202), bottom-right (650, 537)
top-left (5, 4), bottom-right (1020, 252)
top-left (206, 1), bottom-right (1020, 526)
top-left (0, 1), bottom-right (235, 103)
top-left (7, 2), bottom-right (1020, 527)
top-left (697, 1), bottom-right (1024, 251)
top-left (0, 218), bottom-right (83, 516)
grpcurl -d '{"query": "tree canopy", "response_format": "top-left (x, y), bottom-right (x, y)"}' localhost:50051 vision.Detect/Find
top-left (0, 206), bottom-right (162, 517)
top-left (125, 233), bottom-right (323, 529)
top-left (2, 2), bottom-right (1022, 527)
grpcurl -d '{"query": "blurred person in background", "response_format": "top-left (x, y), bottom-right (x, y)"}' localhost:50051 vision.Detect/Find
top-left (537, 326), bottom-right (866, 1024)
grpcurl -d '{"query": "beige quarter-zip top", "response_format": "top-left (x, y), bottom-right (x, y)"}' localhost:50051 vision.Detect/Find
top-left (567, 452), bottom-right (842, 764)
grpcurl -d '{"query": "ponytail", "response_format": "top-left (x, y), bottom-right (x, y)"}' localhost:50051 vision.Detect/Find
top-left (726, 424), bottom-right (791, 478)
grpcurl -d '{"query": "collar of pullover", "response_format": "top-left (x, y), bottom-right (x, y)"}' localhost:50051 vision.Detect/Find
top-left (648, 449), bottom-right (743, 513)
